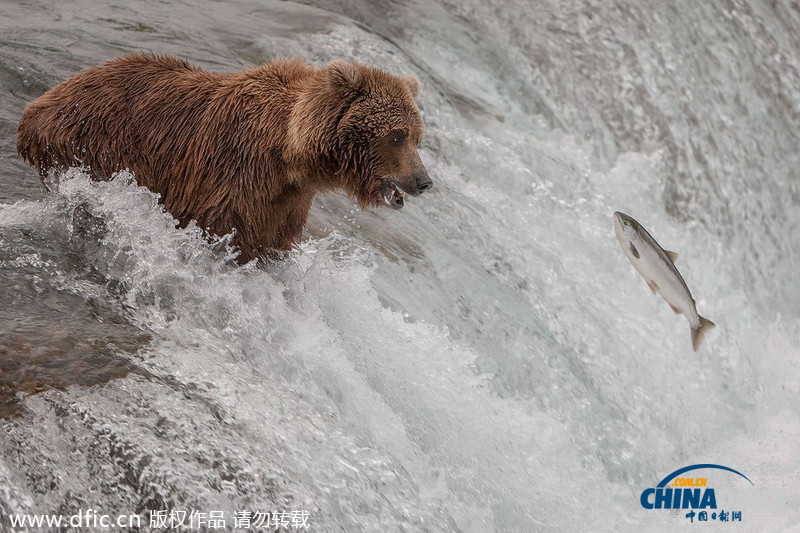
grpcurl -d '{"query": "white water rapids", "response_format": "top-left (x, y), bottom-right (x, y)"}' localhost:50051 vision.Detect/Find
top-left (0, 0), bottom-right (798, 531)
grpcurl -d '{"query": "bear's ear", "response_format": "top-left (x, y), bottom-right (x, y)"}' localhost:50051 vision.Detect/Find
top-left (401, 75), bottom-right (420, 99)
top-left (327, 61), bottom-right (365, 95)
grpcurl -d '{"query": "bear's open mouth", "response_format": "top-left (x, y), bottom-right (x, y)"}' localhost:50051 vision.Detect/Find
top-left (381, 178), bottom-right (405, 209)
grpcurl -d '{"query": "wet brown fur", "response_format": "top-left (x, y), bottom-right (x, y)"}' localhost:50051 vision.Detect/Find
top-left (17, 53), bottom-right (425, 262)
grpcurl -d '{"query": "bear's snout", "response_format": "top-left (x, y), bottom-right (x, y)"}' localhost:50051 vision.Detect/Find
top-left (393, 165), bottom-right (431, 197)
top-left (414, 168), bottom-right (433, 195)
top-left (401, 150), bottom-right (432, 197)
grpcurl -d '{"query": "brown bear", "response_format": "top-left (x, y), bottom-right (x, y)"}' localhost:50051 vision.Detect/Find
top-left (16, 53), bottom-right (432, 263)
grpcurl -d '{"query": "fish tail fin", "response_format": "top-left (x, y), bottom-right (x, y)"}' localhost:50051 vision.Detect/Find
top-left (691, 316), bottom-right (716, 351)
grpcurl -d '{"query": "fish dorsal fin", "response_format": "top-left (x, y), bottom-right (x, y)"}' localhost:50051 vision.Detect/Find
top-left (665, 250), bottom-right (678, 263)
top-left (629, 243), bottom-right (640, 259)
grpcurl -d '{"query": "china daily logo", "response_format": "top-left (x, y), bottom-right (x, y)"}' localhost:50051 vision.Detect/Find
top-left (640, 464), bottom-right (753, 523)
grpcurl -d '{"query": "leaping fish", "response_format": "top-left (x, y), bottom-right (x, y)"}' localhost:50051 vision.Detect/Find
top-left (613, 211), bottom-right (715, 351)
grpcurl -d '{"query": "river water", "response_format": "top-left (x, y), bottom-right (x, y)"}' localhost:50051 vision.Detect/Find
top-left (0, 0), bottom-right (798, 531)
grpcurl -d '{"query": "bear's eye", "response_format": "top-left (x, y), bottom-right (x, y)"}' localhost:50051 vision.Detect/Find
top-left (388, 131), bottom-right (406, 147)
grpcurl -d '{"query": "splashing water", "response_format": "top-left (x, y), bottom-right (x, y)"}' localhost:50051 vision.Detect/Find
top-left (0, 0), bottom-right (798, 531)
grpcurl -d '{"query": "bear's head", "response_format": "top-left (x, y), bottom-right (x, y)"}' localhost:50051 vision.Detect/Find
top-left (289, 61), bottom-right (432, 210)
